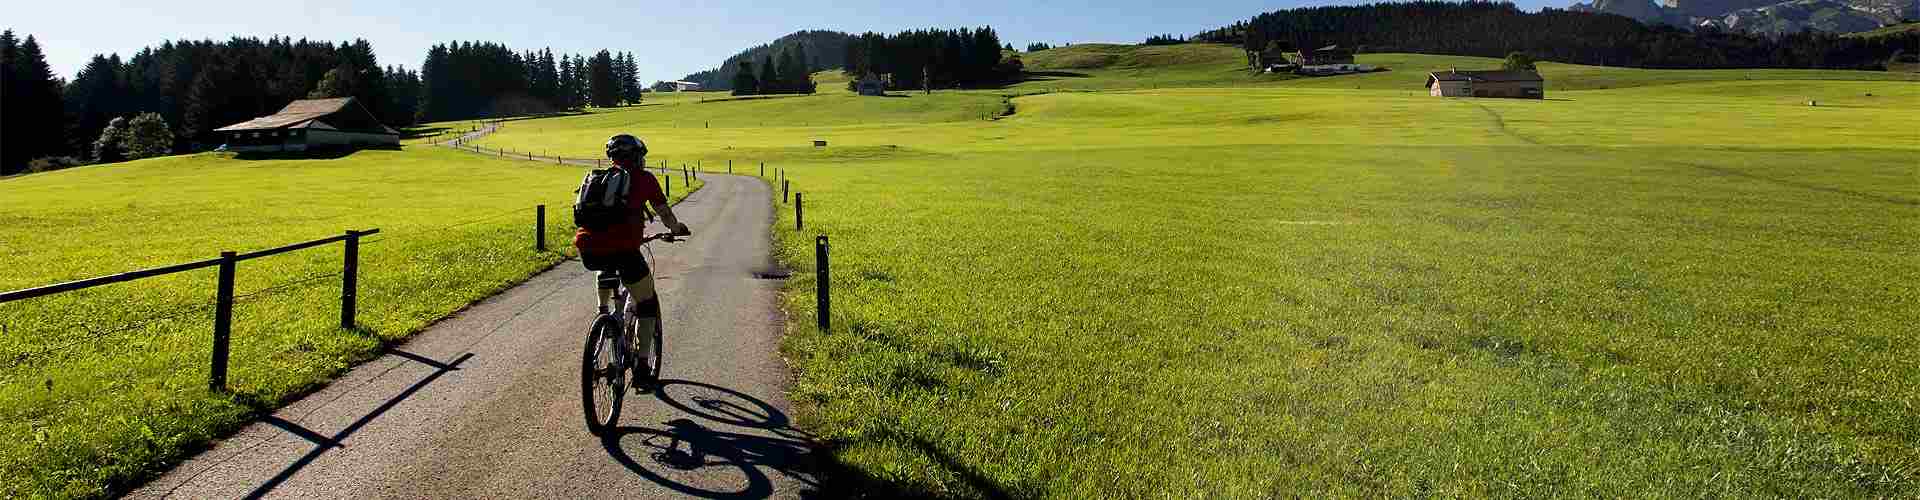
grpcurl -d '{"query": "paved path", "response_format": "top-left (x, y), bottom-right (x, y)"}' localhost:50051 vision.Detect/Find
top-left (130, 174), bottom-right (818, 499)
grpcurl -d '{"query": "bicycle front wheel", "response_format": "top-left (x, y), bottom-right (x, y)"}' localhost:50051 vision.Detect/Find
top-left (581, 315), bottom-right (626, 433)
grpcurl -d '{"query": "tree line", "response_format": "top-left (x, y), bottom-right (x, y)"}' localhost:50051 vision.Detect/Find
top-left (841, 27), bottom-right (1016, 91)
top-left (729, 43), bottom-right (819, 95)
top-left (680, 30), bottom-right (851, 92)
top-left (1196, 1), bottom-right (1918, 70)
top-left (419, 43), bottom-right (642, 122)
top-left (0, 30), bottom-right (647, 174)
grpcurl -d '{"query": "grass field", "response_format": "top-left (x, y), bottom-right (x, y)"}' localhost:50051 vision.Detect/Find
top-left (471, 57), bottom-right (1920, 496)
top-left (0, 146), bottom-right (702, 498)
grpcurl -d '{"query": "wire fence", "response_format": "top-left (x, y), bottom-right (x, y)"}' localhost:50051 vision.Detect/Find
top-left (3, 300), bottom-right (215, 370)
top-left (0, 199), bottom-right (564, 377)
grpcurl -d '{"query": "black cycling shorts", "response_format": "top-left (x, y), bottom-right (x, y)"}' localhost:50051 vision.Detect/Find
top-left (580, 250), bottom-right (651, 284)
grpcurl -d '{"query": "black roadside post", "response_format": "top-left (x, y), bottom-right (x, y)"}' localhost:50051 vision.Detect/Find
top-left (683, 167), bottom-right (690, 187)
top-left (728, 160), bottom-right (733, 174)
top-left (211, 251), bottom-right (236, 392)
top-left (341, 231), bottom-right (359, 329)
top-left (760, 162), bottom-right (765, 177)
top-left (783, 179), bottom-right (790, 204)
top-left (796, 193), bottom-right (804, 231)
top-left (665, 175), bottom-right (672, 200)
top-left (535, 205), bottom-right (547, 251)
top-left (816, 235), bottom-right (830, 332)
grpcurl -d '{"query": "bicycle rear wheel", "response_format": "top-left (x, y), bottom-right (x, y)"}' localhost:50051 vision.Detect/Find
top-left (581, 315), bottom-right (626, 433)
top-left (648, 315), bottom-right (664, 381)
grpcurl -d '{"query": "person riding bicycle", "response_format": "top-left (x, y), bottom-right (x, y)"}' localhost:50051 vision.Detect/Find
top-left (575, 134), bottom-right (691, 377)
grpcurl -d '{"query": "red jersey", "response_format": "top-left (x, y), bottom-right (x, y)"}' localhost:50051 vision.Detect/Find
top-left (574, 167), bottom-right (668, 255)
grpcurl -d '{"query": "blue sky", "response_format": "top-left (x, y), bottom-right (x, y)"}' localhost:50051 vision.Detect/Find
top-left (15, 0), bottom-right (1566, 82)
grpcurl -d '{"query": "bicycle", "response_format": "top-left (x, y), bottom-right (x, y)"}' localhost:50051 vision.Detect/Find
top-left (582, 231), bottom-right (683, 433)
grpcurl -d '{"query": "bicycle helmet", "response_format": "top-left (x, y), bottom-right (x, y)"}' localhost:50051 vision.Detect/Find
top-left (605, 134), bottom-right (648, 161)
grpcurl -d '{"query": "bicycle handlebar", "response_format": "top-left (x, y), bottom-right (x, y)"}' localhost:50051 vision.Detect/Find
top-left (642, 232), bottom-right (689, 244)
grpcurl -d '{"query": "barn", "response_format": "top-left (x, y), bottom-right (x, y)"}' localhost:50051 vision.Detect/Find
top-left (214, 97), bottom-right (399, 152)
top-left (1425, 69), bottom-right (1545, 99)
top-left (1298, 45), bottom-right (1355, 66)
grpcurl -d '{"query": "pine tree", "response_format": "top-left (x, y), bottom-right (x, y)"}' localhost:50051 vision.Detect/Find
top-left (781, 45), bottom-right (810, 92)
top-left (758, 54), bottom-right (778, 93)
top-left (619, 52), bottom-right (642, 104)
top-left (1, 30), bottom-right (22, 172)
top-left (65, 55), bottom-right (131, 156)
top-left (731, 60), bottom-right (758, 96)
top-left (588, 50), bottom-right (617, 108)
top-left (3, 33), bottom-right (68, 172)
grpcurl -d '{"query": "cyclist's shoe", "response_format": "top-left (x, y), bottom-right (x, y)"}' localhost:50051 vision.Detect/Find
top-left (632, 357), bottom-right (655, 394)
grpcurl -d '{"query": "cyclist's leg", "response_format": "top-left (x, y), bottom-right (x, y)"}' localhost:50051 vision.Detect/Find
top-left (583, 253), bottom-right (621, 312)
top-left (618, 254), bottom-right (658, 363)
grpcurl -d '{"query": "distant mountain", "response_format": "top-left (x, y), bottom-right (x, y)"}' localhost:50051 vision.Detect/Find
top-left (1568, 0), bottom-right (1674, 24)
top-left (1716, 0), bottom-right (1893, 34)
top-left (677, 30), bottom-right (852, 91)
top-left (1569, 0), bottom-right (1916, 32)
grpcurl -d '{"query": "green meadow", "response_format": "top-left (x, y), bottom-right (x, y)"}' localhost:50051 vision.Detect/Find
top-left (0, 147), bottom-right (701, 498)
top-left (472, 50), bottom-right (1920, 497)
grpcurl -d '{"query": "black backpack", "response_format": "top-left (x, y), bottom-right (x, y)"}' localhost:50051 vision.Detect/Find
top-left (573, 168), bottom-right (631, 231)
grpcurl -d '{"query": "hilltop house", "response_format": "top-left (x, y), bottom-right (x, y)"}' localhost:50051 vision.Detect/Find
top-left (1425, 69), bottom-right (1545, 98)
top-left (214, 97), bottom-right (398, 152)
top-left (670, 80), bottom-right (703, 91)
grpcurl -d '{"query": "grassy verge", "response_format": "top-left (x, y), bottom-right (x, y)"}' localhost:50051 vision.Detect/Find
top-left (0, 146), bottom-right (702, 498)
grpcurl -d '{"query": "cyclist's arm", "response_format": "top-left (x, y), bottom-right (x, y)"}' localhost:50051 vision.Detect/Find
top-left (636, 171), bottom-right (686, 232)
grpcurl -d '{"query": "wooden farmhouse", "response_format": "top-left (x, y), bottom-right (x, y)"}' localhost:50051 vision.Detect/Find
top-left (214, 97), bottom-right (399, 152)
top-left (1298, 45), bottom-right (1355, 66)
top-left (1425, 69), bottom-right (1545, 99)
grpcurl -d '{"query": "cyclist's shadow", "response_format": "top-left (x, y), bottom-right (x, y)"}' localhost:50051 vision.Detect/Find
top-left (598, 379), bottom-right (821, 499)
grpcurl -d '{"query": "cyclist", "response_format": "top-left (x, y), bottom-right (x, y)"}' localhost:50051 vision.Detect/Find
top-left (575, 134), bottom-right (691, 381)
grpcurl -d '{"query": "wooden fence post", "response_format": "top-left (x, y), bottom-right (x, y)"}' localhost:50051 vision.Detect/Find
top-left (535, 205), bottom-right (547, 251)
top-left (816, 235), bottom-right (830, 332)
top-left (783, 179), bottom-right (790, 204)
top-left (211, 251), bottom-right (236, 392)
top-left (341, 231), bottom-right (359, 329)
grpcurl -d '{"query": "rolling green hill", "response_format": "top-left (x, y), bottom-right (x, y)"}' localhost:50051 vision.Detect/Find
top-left (1014, 43), bottom-right (1918, 91)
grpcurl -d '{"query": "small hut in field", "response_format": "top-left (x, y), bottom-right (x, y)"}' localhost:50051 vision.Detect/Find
top-left (1425, 69), bottom-right (1544, 99)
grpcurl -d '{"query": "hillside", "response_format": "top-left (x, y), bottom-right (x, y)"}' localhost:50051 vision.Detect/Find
top-left (1014, 43), bottom-right (1917, 91)
top-left (678, 30), bottom-right (852, 91)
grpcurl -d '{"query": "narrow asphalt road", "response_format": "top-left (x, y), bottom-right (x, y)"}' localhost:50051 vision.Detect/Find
top-left (130, 174), bottom-right (819, 499)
